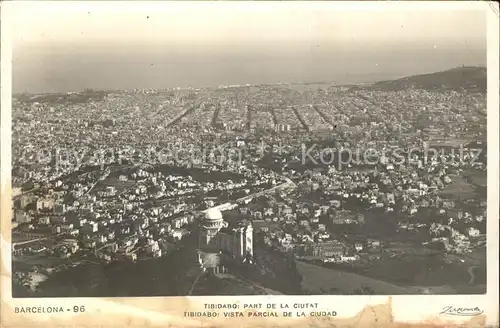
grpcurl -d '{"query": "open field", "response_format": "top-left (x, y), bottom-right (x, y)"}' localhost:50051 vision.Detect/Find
top-left (439, 175), bottom-right (478, 200)
top-left (463, 169), bottom-right (487, 188)
top-left (295, 261), bottom-right (416, 295)
top-left (12, 255), bottom-right (64, 270)
top-left (326, 248), bottom-right (486, 294)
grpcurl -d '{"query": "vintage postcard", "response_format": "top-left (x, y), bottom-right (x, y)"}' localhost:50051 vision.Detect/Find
top-left (1, 1), bottom-right (498, 328)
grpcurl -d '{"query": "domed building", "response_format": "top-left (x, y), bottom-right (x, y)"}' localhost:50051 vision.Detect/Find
top-left (205, 207), bottom-right (224, 223)
top-left (198, 207), bottom-right (253, 263)
top-left (199, 208), bottom-right (227, 246)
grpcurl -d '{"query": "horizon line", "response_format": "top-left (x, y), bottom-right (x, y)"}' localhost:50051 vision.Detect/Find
top-left (12, 65), bottom-right (486, 96)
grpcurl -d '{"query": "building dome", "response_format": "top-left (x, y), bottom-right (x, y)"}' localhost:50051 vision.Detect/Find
top-left (205, 207), bottom-right (223, 222)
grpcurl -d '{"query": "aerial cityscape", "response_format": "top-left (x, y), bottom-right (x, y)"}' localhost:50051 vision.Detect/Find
top-left (9, 5), bottom-right (487, 297)
top-left (11, 66), bottom-right (487, 296)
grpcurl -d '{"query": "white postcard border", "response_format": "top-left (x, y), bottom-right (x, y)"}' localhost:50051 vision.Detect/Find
top-left (1, 2), bottom-right (498, 328)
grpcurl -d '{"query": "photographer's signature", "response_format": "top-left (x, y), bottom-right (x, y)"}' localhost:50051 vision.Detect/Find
top-left (440, 306), bottom-right (484, 316)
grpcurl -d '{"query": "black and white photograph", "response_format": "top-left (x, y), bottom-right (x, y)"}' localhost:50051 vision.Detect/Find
top-left (6, 2), bottom-right (493, 300)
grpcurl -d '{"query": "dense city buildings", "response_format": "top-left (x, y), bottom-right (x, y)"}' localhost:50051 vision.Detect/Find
top-left (11, 67), bottom-right (487, 296)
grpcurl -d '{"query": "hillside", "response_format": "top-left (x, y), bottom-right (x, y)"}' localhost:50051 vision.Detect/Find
top-left (14, 90), bottom-right (109, 105)
top-left (371, 66), bottom-right (486, 93)
top-left (295, 261), bottom-right (418, 295)
top-left (191, 273), bottom-right (283, 296)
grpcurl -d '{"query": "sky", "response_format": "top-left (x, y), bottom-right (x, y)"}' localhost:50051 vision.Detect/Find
top-left (8, 1), bottom-right (487, 93)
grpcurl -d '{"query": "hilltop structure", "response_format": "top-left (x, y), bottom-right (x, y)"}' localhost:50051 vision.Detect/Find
top-left (197, 207), bottom-right (253, 266)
